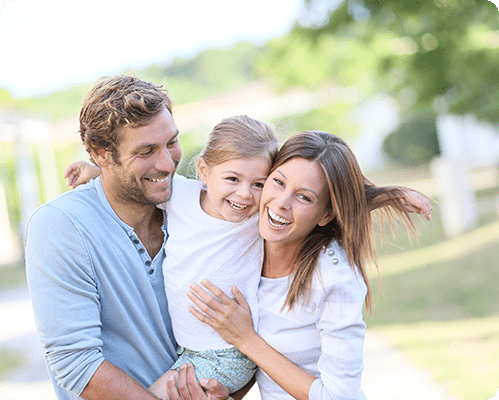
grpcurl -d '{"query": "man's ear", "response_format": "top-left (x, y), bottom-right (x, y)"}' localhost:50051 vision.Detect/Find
top-left (90, 146), bottom-right (112, 168)
top-left (197, 158), bottom-right (209, 184)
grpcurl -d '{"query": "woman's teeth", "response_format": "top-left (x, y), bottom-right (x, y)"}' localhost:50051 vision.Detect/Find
top-left (268, 208), bottom-right (291, 227)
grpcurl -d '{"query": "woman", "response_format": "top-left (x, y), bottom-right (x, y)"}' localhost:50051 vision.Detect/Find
top-left (188, 131), bottom-right (427, 400)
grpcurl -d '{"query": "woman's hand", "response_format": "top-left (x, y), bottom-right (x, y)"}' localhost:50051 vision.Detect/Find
top-left (63, 160), bottom-right (101, 189)
top-left (187, 280), bottom-right (256, 349)
top-left (399, 189), bottom-right (433, 221)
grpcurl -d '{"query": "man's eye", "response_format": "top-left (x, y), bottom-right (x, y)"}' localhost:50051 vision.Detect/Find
top-left (139, 149), bottom-right (153, 156)
top-left (167, 138), bottom-right (179, 148)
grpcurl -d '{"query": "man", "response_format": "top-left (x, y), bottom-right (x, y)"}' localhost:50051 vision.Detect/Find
top-left (25, 76), bottom-right (230, 399)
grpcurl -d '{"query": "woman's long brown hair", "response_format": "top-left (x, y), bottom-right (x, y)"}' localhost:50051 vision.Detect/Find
top-left (273, 131), bottom-right (417, 314)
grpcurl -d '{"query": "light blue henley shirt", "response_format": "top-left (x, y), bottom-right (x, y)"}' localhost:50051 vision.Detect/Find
top-left (25, 176), bottom-right (177, 399)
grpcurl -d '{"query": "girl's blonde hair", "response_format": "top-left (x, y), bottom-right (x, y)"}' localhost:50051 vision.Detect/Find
top-left (274, 131), bottom-right (417, 314)
top-left (198, 115), bottom-right (279, 167)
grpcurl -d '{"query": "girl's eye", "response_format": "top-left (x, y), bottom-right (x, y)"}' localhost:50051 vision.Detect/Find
top-left (254, 182), bottom-right (264, 189)
top-left (226, 177), bottom-right (238, 182)
top-left (273, 178), bottom-right (284, 186)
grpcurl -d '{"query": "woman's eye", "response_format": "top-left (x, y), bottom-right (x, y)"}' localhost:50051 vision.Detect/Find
top-left (299, 194), bottom-right (312, 203)
top-left (273, 178), bottom-right (284, 186)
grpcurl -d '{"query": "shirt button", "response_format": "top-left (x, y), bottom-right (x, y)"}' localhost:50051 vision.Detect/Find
top-left (133, 239), bottom-right (139, 244)
top-left (138, 248), bottom-right (145, 254)
top-left (148, 269), bottom-right (154, 275)
top-left (328, 250), bottom-right (335, 256)
top-left (145, 260), bottom-right (151, 266)
top-left (332, 258), bottom-right (339, 265)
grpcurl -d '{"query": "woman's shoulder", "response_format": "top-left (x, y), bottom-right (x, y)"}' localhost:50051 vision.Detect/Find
top-left (317, 240), bottom-right (350, 271)
top-left (314, 240), bottom-right (366, 292)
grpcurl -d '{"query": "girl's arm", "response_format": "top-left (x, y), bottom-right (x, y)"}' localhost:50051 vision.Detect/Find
top-left (364, 179), bottom-right (433, 221)
top-left (188, 281), bottom-right (317, 400)
top-left (63, 161), bottom-right (102, 189)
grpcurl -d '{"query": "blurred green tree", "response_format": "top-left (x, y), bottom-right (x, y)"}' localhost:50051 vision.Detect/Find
top-left (383, 110), bottom-right (441, 165)
top-left (259, 0), bottom-right (499, 122)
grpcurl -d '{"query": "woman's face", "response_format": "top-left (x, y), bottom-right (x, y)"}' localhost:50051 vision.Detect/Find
top-left (259, 157), bottom-right (333, 247)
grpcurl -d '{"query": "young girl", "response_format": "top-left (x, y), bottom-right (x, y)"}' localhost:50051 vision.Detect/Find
top-left (64, 115), bottom-right (279, 397)
top-left (65, 121), bottom-right (432, 399)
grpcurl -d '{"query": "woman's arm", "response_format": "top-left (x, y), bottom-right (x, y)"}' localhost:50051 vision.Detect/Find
top-left (188, 281), bottom-right (317, 400)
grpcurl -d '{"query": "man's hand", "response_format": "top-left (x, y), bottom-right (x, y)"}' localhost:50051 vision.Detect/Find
top-left (167, 363), bottom-right (230, 400)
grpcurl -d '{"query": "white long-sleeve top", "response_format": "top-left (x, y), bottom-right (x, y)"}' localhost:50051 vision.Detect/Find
top-left (159, 177), bottom-right (263, 351)
top-left (256, 240), bottom-right (368, 400)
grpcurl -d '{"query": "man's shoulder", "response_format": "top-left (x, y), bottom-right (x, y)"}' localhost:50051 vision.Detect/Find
top-left (30, 181), bottom-right (101, 224)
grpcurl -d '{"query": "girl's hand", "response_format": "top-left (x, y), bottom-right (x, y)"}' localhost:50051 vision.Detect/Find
top-left (400, 189), bottom-right (433, 221)
top-left (63, 161), bottom-right (101, 189)
top-left (188, 280), bottom-right (256, 349)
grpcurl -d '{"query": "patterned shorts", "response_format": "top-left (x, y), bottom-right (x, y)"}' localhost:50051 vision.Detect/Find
top-left (171, 346), bottom-right (257, 393)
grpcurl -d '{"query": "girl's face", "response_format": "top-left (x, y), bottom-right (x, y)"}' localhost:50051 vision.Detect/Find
top-left (259, 157), bottom-right (333, 247)
top-left (198, 156), bottom-right (272, 223)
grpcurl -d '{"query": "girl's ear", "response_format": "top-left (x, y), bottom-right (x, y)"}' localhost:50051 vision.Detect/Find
top-left (317, 210), bottom-right (334, 227)
top-left (90, 146), bottom-right (112, 168)
top-left (197, 158), bottom-right (209, 184)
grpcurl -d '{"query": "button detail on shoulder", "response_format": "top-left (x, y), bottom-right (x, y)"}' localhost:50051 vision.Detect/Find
top-left (332, 258), bottom-right (339, 265)
top-left (328, 250), bottom-right (335, 256)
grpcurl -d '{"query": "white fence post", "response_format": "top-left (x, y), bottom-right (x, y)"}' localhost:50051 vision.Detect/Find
top-left (0, 181), bottom-right (20, 265)
top-left (433, 115), bottom-right (479, 237)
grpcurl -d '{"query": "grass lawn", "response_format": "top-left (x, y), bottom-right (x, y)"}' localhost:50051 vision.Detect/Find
top-left (366, 202), bottom-right (499, 400)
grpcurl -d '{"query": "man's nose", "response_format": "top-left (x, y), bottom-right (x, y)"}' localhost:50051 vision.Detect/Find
top-left (156, 148), bottom-right (176, 172)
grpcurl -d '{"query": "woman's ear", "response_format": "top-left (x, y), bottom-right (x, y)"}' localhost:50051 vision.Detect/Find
top-left (317, 210), bottom-right (334, 227)
top-left (197, 158), bottom-right (209, 184)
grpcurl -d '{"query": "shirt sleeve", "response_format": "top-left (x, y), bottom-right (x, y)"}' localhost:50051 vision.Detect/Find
top-left (25, 204), bottom-right (105, 395)
top-left (308, 263), bottom-right (367, 400)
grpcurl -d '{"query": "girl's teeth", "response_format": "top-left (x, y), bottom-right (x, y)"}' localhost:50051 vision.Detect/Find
top-left (228, 200), bottom-right (248, 210)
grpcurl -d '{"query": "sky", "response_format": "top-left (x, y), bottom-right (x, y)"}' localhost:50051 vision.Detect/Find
top-left (0, 0), bottom-right (303, 97)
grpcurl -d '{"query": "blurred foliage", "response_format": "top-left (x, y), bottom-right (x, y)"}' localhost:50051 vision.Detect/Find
top-left (0, 42), bottom-right (263, 122)
top-left (383, 110), bottom-right (441, 165)
top-left (261, 0), bottom-right (499, 122)
top-left (272, 101), bottom-right (359, 140)
top-left (18, 84), bottom-right (91, 121)
top-left (140, 41), bottom-right (263, 105)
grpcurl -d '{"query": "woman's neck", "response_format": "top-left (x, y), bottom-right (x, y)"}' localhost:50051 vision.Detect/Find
top-left (262, 240), bottom-right (301, 278)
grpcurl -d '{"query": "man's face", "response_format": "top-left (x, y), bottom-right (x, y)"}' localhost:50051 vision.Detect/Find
top-left (105, 107), bottom-right (182, 206)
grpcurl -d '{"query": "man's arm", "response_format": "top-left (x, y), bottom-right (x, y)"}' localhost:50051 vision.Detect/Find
top-left (81, 360), bottom-right (160, 400)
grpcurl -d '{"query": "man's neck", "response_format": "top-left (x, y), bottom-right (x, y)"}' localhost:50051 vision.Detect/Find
top-left (101, 180), bottom-right (165, 259)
